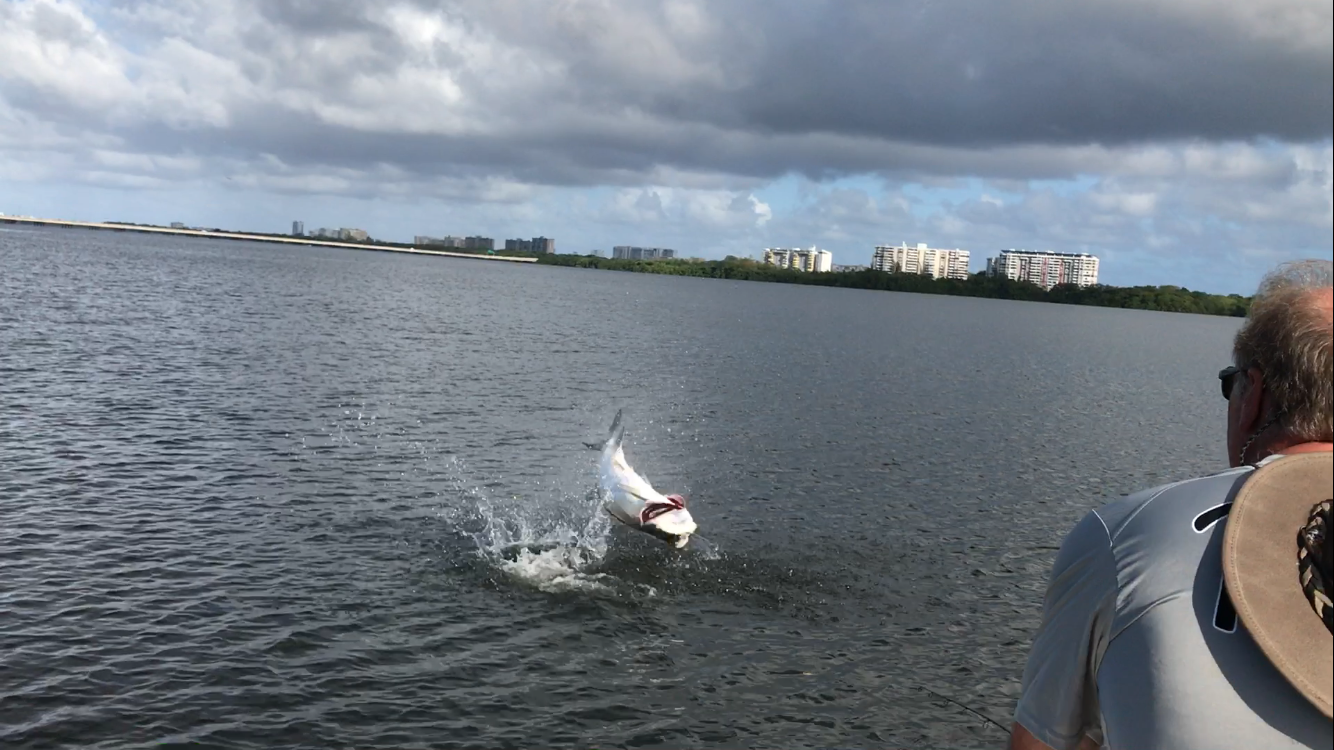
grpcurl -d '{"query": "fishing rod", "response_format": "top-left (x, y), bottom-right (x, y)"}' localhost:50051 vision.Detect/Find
top-left (916, 685), bottom-right (1008, 733)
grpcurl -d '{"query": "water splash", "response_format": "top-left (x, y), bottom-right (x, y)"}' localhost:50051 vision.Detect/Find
top-left (683, 533), bottom-right (722, 561)
top-left (496, 545), bottom-right (614, 593)
top-left (441, 456), bottom-right (623, 594)
top-left (298, 405), bottom-right (676, 597)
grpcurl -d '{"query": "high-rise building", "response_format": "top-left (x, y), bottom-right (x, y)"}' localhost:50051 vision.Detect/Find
top-left (292, 220), bottom-right (304, 236)
top-left (338, 228), bottom-right (370, 242)
top-left (504, 237), bottom-right (556, 253)
top-left (613, 246), bottom-right (675, 259)
top-left (871, 243), bottom-right (970, 280)
top-left (763, 246), bottom-right (833, 272)
top-left (986, 250), bottom-right (1100, 290)
top-left (418, 236), bottom-right (466, 248)
top-left (464, 236), bottom-right (494, 251)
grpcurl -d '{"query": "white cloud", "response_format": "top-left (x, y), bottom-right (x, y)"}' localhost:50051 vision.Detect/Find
top-left (597, 186), bottom-right (773, 229)
top-left (1090, 189), bottom-right (1158, 217)
top-left (750, 194), bottom-right (772, 226)
top-left (0, 0), bottom-right (135, 111)
top-left (0, 0), bottom-right (1328, 293)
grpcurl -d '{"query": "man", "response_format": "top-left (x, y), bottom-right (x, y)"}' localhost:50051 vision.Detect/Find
top-left (1010, 259), bottom-right (1333, 750)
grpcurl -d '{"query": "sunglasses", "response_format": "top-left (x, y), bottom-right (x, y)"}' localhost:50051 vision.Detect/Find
top-left (1218, 365), bottom-right (1243, 399)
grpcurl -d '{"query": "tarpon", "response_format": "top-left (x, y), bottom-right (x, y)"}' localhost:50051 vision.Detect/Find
top-left (592, 410), bottom-right (697, 549)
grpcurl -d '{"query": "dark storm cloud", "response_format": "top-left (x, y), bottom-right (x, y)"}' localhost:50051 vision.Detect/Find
top-left (256, 0), bottom-right (378, 35)
top-left (454, 0), bottom-right (1332, 143)
top-left (113, 104), bottom-right (1136, 189)
top-left (2, 0), bottom-right (1331, 186)
top-left (705, 0), bottom-right (1330, 146)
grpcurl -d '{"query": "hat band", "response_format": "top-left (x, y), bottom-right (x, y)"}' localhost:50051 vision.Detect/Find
top-left (1298, 499), bottom-right (1333, 634)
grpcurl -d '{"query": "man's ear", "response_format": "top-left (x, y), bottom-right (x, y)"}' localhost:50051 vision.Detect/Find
top-left (1238, 367), bottom-right (1266, 435)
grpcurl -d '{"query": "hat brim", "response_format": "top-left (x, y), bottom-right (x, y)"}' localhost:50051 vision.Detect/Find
top-left (1223, 451), bottom-right (1334, 719)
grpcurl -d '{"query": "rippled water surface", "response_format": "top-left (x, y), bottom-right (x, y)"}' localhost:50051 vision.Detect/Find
top-left (1, 226), bottom-right (1242, 748)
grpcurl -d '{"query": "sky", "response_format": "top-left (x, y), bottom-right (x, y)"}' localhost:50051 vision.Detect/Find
top-left (1, 0), bottom-right (1330, 294)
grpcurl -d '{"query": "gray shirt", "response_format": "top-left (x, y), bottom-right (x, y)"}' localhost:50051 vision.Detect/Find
top-left (1014, 458), bottom-right (1333, 750)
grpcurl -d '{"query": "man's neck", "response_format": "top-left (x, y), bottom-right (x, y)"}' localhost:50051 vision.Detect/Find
top-left (1278, 441), bottom-right (1334, 456)
top-left (1250, 438), bottom-right (1332, 466)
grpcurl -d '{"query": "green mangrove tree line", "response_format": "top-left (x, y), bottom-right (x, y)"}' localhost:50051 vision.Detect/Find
top-left (533, 254), bottom-right (1251, 317)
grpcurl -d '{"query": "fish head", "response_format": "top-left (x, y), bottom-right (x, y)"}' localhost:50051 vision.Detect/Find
top-left (641, 495), bottom-right (696, 548)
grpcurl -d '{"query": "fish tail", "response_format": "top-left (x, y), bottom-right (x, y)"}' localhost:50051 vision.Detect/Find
top-left (584, 408), bottom-right (624, 448)
top-left (605, 409), bottom-right (624, 453)
top-left (584, 409), bottom-right (625, 451)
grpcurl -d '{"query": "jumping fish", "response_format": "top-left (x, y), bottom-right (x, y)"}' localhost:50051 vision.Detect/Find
top-left (592, 410), bottom-right (697, 548)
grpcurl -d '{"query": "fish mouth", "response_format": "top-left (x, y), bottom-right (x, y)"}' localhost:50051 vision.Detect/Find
top-left (603, 506), bottom-right (693, 549)
top-left (639, 497), bottom-right (686, 525)
top-left (641, 523), bottom-right (690, 549)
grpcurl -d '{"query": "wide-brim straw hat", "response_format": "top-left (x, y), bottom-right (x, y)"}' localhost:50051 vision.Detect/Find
top-left (1223, 451), bottom-right (1333, 719)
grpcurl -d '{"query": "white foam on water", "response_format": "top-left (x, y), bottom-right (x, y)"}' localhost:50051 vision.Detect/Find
top-left (497, 545), bottom-right (615, 593)
top-left (685, 534), bottom-right (722, 560)
top-left (440, 456), bottom-right (626, 593)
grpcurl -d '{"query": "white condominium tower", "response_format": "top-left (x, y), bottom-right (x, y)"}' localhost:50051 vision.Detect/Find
top-left (871, 242), bottom-right (971, 280)
top-left (763, 246), bottom-right (833, 272)
top-left (986, 250), bottom-right (1100, 290)
top-left (613, 246), bottom-right (676, 259)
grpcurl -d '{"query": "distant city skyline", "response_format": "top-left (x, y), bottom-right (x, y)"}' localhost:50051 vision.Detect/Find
top-left (0, 1), bottom-right (1329, 296)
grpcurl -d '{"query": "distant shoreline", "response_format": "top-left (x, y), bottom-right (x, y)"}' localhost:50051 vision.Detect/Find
top-left (0, 216), bottom-right (538, 264)
top-left (535, 254), bottom-right (1252, 317)
top-left (4, 215), bottom-right (1251, 317)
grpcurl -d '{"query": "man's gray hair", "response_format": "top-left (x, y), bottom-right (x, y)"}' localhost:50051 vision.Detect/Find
top-left (1233, 259), bottom-right (1333, 443)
